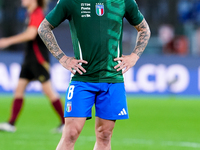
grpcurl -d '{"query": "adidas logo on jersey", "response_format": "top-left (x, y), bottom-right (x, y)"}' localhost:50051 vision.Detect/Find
top-left (118, 108), bottom-right (127, 116)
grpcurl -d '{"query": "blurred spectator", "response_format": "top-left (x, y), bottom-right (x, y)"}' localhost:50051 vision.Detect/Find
top-left (159, 25), bottom-right (175, 45)
top-left (191, 0), bottom-right (200, 25)
top-left (177, 0), bottom-right (200, 25)
top-left (177, 0), bottom-right (193, 23)
top-left (194, 28), bottom-right (200, 55)
top-left (159, 24), bottom-right (188, 55)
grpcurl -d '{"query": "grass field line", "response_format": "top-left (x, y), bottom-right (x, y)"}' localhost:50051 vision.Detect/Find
top-left (123, 138), bottom-right (200, 148)
top-left (7, 137), bottom-right (200, 149)
top-left (79, 136), bottom-right (200, 148)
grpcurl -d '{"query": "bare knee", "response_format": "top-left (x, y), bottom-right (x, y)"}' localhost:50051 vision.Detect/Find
top-left (96, 126), bottom-right (112, 144)
top-left (14, 86), bottom-right (25, 98)
top-left (67, 128), bottom-right (80, 142)
top-left (57, 129), bottom-right (80, 150)
top-left (62, 118), bottom-right (85, 144)
top-left (14, 79), bottom-right (29, 98)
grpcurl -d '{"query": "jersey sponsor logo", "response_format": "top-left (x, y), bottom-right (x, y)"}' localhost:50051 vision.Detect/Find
top-left (96, 3), bottom-right (104, 16)
top-left (66, 101), bottom-right (72, 112)
top-left (81, 14), bottom-right (91, 18)
top-left (81, 3), bottom-right (91, 18)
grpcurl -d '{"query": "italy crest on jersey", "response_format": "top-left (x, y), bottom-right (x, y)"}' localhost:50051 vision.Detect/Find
top-left (96, 4), bottom-right (104, 16)
top-left (66, 102), bottom-right (72, 112)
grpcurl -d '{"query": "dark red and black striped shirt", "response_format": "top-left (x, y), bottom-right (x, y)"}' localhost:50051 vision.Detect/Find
top-left (24, 7), bottom-right (49, 64)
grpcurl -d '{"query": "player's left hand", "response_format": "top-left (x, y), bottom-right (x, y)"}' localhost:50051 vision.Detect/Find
top-left (114, 53), bottom-right (139, 74)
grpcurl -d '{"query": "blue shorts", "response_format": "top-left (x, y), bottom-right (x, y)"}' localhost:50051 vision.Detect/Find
top-left (64, 81), bottom-right (129, 120)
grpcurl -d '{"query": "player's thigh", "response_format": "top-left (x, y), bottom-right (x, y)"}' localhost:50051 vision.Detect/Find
top-left (64, 81), bottom-right (96, 118)
top-left (95, 83), bottom-right (129, 120)
top-left (14, 78), bottom-right (30, 98)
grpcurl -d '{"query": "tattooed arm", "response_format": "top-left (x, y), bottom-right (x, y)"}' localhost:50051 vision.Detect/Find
top-left (114, 19), bottom-right (150, 74)
top-left (38, 19), bottom-right (63, 60)
top-left (38, 19), bottom-right (87, 75)
top-left (133, 19), bottom-right (151, 57)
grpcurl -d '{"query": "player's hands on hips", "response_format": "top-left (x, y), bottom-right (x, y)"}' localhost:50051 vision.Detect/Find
top-left (0, 38), bottom-right (11, 50)
top-left (59, 55), bottom-right (88, 75)
top-left (114, 53), bottom-right (139, 74)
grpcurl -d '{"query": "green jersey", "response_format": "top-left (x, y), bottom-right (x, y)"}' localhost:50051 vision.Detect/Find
top-left (46, 0), bottom-right (143, 83)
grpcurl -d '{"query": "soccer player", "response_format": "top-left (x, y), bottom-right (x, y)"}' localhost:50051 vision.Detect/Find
top-left (0, 0), bottom-right (64, 133)
top-left (38, 0), bottom-right (150, 149)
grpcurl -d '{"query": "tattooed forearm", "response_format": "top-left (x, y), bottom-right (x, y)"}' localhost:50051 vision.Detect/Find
top-left (133, 19), bottom-right (151, 57)
top-left (38, 19), bottom-right (65, 61)
top-left (56, 53), bottom-right (65, 60)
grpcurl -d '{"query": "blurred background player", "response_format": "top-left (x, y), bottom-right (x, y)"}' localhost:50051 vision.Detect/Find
top-left (0, 0), bottom-right (64, 132)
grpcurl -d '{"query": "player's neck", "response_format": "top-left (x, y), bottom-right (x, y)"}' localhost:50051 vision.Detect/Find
top-left (27, 2), bottom-right (38, 13)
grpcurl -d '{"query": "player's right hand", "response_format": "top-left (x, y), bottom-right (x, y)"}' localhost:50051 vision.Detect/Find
top-left (59, 55), bottom-right (88, 75)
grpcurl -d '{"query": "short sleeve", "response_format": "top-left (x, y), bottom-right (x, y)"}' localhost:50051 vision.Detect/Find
top-left (46, 0), bottom-right (71, 27)
top-left (124, 0), bottom-right (144, 26)
top-left (29, 8), bottom-right (44, 28)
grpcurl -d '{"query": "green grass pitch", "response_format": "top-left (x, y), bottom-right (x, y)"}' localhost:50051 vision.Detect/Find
top-left (0, 94), bottom-right (200, 150)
